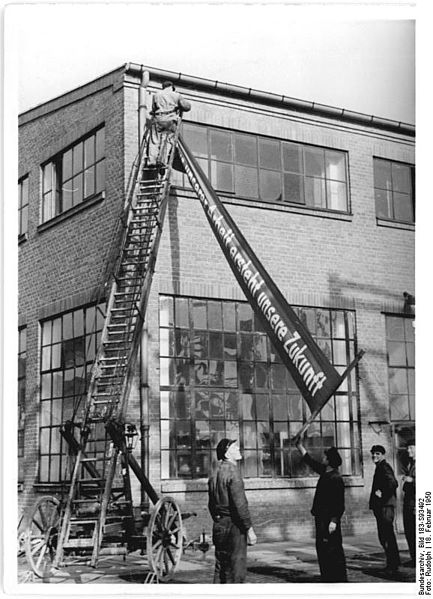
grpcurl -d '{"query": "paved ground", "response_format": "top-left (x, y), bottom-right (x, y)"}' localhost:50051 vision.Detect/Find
top-left (18, 531), bottom-right (416, 585)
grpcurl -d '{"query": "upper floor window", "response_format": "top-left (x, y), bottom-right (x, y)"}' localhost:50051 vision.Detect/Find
top-left (159, 296), bottom-right (360, 480)
top-left (18, 175), bottom-right (29, 236)
top-left (18, 327), bottom-right (27, 481)
top-left (173, 124), bottom-right (349, 212)
top-left (374, 158), bottom-right (415, 223)
top-left (41, 127), bottom-right (105, 223)
top-left (386, 315), bottom-right (415, 421)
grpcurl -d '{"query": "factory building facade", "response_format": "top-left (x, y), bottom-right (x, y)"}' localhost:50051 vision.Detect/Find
top-left (18, 64), bottom-right (415, 541)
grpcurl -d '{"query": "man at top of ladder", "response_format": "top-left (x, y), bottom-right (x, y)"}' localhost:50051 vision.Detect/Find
top-left (147, 80), bottom-right (191, 168)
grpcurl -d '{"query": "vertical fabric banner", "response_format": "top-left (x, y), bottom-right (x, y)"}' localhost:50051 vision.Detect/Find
top-left (176, 135), bottom-right (355, 416)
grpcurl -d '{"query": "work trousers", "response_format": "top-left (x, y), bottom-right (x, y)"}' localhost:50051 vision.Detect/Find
top-left (147, 117), bottom-right (178, 166)
top-left (403, 504), bottom-right (416, 563)
top-left (373, 506), bottom-right (400, 570)
top-left (212, 516), bottom-right (247, 583)
top-left (314, 517), bottom-right (347, 582)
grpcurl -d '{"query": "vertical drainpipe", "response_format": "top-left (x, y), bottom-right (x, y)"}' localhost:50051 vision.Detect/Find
top-left (138, 67), bottom-right (151, 510)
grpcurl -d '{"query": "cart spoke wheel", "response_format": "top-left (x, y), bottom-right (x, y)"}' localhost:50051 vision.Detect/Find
top-left (147, 496), bottom-right (183, 582)
top-left (24, 496), bottom-right (61, 578)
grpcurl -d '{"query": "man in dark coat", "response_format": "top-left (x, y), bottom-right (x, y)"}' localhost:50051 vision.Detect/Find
top-left (208, 439), bottom-right (257, 583)
top-left (296, 435), bottom-right (347, 582)
top-left (402, 440), bottom-right (416, 566)
top-left (369, 444), bottom-right (400, 575)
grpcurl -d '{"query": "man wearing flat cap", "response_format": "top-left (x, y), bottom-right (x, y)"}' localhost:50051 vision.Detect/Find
top-left (147, 80), bottom-right (191, 167)
top-left (369, 445), bottom-right (400, 575)
top-left (296, 434), bottom-right (347, 582)
top-left (208, 438), bottom-right (257, 583)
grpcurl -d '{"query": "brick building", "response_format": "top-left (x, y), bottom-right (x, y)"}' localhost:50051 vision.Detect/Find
top-left (18, 63), bottom-right (415, 542)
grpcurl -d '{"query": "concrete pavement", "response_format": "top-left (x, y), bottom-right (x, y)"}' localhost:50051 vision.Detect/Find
top-left (17, 531), bottom-right (416, 585)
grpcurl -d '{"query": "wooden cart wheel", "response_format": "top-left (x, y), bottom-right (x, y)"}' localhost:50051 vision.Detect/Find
top-left (146, 496), bottom-right (183, 582)
top-left (24, 495), bottom-right (61, 578)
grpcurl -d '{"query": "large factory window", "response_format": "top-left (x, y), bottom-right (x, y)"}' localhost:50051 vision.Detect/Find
top-left (38, 303), bottom-right (105, 482)
top-left (173, 123), bottom-right (349, 212)
top-left (374, 158), bottom-right (415, 224)
top-left (160, 296), bottom-right (360, 480)
top-left (18, 327), bottom-right (27, 482)
top-left (41, 126), bottom-right (105, 223)
top-left (386, 315), bottom-right (415, 421)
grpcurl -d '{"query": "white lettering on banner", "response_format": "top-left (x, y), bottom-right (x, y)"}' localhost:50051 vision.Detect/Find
top-left (180, 150), bottom-right (329, 398)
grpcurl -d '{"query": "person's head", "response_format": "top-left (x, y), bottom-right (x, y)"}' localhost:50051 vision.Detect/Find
top-left (407, 439), bottom-right (416, 460)
top-left (323, 447), bottom-right (342, 469)
top-left (162, 80), bottom-right (174, 90)
top-left (216, 438), bottom-right (241, 463)
top-left (371, 445), bottom-right (386, 464)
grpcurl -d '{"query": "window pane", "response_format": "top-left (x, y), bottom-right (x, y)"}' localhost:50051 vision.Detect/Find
top-left (43, 164), bottom-right (53, 192)
top-left (84, 136), bottom-right (95, 167)
top-left (208, 301), bottom-right (222, 330)
top-left (272, 394), bottom-right (288, 420)
top-left (389, 368), bottom-right (408, 394)
top-left (234, 134), bottom-right (257, 166)
top-left (388, 341), bottom-right (406, 366)
top-left (235, 165), bottom-right (258, 197)
top-left (305, 147), bottom-right (325, 177)
top-left (393, 192), bottom-right (413, 222)
top-left (96, 161), bottom-right (105, 193)
top-left (326, 151), bottom-right (346, 181)
top-left (259, 170), bottom-right (282, 202)
top-left (259, 138), bottom-right (280, 169)
top-left (73, 143), bottom-right (83, 174)
top-left (96, 128), bottom-right (105, 161)
top-left (73, 174), bottom-right (83, 206)
top-left (21, 206), bottom-right (28, 236)
top-left (210, 161), bottom-right (233, 192)
top-left (374, 159), bottom-right (392, 189)
top-left (375, 189), bottom-right (392, 219)
top-left (386, 317), bottom-right (405, 340)
top-left (283, 173), bottom-right (304, 204)
top-left (184, 124), bottom-right (208, 158)
top-left (305, 177), bottom-right (326, 208)
top-left (283, 143), bottom-right (302, 173)
top-left (390, 395), bottom-right (410, 420)
top-left (392, 163), bottom-right (411, 193)
top-left (192, 299), bottom-right (207, 329)
top-left (210, 129), bottom-right (232, 161)
top-left (326, 180), bottom-right (347, 211)
top-left (84, 167), bottom-right (95, 198)
top-left (175, 297), bottom-right (189, 328)
top-left (63, 150), bottom-right (72, 181)
top-left (223, 303), bottom-right (236, 331)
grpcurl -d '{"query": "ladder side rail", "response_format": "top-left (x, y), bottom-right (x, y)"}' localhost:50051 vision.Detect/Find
top-left (108, 117), bottom-right (183, 422)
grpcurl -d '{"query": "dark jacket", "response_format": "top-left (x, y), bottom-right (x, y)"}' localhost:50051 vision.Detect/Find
top-left (369, 459), bottom-right (398, 510)
top-left (403, 459), bottom-right (416, 508)
top-left (303, 453), bottom-right (345, 522)
top-left (208, 460), bottom-right (252, 533)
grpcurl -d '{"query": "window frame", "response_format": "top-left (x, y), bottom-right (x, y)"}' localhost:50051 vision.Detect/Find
top-left (18, 175), bottom-right (29, 237)
top-left (40, 126), bottom-right (105, 225)
top-left (38, 303), bottom-right (106, 483)
top-left (374, 157), bottom-right (415, 224)
top-left (173, 123), bottom-right (350, 213)
top-left (385, 314), bottom-right (415, 422)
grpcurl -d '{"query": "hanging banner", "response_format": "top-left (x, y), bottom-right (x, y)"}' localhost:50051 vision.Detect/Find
top-left (176, 135), bottom-right (359, 416)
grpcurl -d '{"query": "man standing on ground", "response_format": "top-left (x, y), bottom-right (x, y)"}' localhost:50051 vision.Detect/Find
top-left (295, 434), bottom-right (347, 582)
top-left (369, 444), bottom-right (400, 575)
top-left (147, 80), bottom-right (191, 167)
top-left (208, 439), bottom-right (257, 583)
top-left (402, 440), bottom-right (416, 567)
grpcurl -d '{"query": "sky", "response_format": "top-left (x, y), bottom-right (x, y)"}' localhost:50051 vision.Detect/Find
top-left (6, 2), bottom-right (415, 123)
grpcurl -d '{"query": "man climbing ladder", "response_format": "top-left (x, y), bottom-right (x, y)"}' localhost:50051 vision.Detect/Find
top-left (147, 80), bottom-right (191, 167)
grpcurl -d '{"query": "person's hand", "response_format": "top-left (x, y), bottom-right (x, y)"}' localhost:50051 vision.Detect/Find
top-left (404, 475), bottom-right (413, 483)
top-left (247, 527), bottom-right (257, 546)
top-left (328, 521), bottom-right (337, 534)
top-left (375, 489), bottom-right (382, 498)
